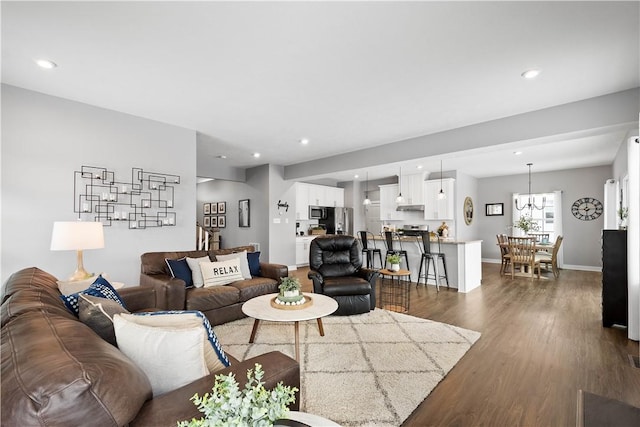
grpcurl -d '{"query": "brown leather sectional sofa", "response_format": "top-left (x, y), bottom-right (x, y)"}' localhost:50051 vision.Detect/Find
top-left (1, 267), bottom-right (300, 427)
top-left (140, 246), bottom-right (288, 325)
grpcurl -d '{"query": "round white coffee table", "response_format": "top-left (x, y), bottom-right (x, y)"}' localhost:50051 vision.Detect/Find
top-left (242, 293), bottom-right (338, 362)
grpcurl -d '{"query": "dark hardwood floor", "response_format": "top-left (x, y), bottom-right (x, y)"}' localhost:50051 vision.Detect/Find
top-left (290, 263), bottom-right (640, 426)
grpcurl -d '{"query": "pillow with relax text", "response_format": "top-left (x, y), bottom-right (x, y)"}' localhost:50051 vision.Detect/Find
top-left (215, 250), bottom-right (251, 279)
top-left (200, 258), bottom-right (244, 287)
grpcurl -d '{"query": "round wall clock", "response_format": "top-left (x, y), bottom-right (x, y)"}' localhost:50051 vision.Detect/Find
top-left (463, 197), bottom-right (474, 225)
top-left (571, 197), bottom-right (603, 221)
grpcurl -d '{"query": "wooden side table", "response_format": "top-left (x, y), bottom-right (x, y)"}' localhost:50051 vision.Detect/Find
top-left (378, 268), bottom-right (411, 313)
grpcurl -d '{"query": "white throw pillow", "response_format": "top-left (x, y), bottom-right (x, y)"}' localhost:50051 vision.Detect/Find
top-left (215, 251), bottom-right (251, 280)
top-left (113, 314), bottom-right (207, 397)
top-left (200, 258), bottom-right (244, 287)
top-left (186, 256), bottom-right (210, 288)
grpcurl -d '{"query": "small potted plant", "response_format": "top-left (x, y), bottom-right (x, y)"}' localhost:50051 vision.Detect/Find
top-left (178, 363), bottom-right (298, 427)
top-left (279, 277), bottom-right (301, 298)
top-left (618, 207), bottom-right (628, 230)
top-left (387, 254), bottom-right (401, 271)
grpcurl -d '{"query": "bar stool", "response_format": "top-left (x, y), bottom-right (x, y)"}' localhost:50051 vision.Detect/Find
top-left (358, 231), bottom-right (383, 269)
top-left (383, 231), bottom-right (411, 281)
top-left (417, 230), bottom-right (449, 291)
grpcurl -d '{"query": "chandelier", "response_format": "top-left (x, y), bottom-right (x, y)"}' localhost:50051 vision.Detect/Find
top-left (515, 163), bottom-right (546, 211)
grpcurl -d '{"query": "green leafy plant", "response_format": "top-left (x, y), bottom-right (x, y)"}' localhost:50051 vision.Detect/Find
top-left (178, 364), bottom-right (298, 427)
top-left (278, 277), bottom-right (301, 293)
top-left (618, 207), bottom-right (628, 220)
top-left (386, 254), bottom-right (401, 265)
top-left (514, 215), bottom-right (540, 234)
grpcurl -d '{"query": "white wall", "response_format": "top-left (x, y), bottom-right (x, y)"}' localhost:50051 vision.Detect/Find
top-left (477, 165), bottom-right (611, 269)
top-left (1, 85), bottom-right (197, 285)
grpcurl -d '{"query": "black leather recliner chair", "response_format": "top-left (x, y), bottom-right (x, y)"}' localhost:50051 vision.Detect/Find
top-left (308, 235), bottom-right (379, 315)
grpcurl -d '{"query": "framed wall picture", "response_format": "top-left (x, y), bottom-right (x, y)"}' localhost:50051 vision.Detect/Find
top-left (211, 202), bottom-right (218, 214)
top-left (218, 215), bottom-right (226, 228)
top-left (203, 203), bottom-right (211, 215)
top-left (464, 196), bottom-right (474, 225)
top-left (239, 199), bottom-right (250, 227)
top-left (203, 216), bottom-right (211, 227)
top-left (210, 216), bottom-right (218, 227)
top-left (485, 203), bottom-right (504, 216)
top-left (218, 202), bottom-right (226, 214)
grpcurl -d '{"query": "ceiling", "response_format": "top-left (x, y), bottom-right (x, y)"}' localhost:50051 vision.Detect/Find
top-left (2, 1), bottom-right (638, 182)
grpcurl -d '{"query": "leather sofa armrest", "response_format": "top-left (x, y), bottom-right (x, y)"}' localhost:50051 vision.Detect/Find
top-left (307, 270), bottom-right (324, 294)
top-left (118, 286), bottom-right (157, 312)
top-left (131, 351), bottom-right (300, 427)
top-left (258, 262), bottom-right (288, 281)
top-left (139, 273), bottom-right (186, 310)
top-left (357, 267), bottom-right (379, 309)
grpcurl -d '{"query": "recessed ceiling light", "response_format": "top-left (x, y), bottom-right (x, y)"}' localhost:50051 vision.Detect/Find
top-left (514, 151), bottom-right (523, 155)
top-left (252, 152), bottom-right (261, 158)
top-left (354, 174), bottom-right (359, 179)
top-left (216, 155), bottom-right (227, 159)
top-left (299, 138), bottom-right (310, 145)
top-left (521, 69), bottom-right (540, 79)
top-left (36, 59), bottom-right (57, 69)
top-left (416, 165), bottom-right (423, 169)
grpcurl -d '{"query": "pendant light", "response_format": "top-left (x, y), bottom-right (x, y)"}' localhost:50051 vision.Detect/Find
top-left (515, 163), bottom-right (546, 211)
top-left (437, 160), bottom-right (446, 200)
top-left (395, 166), bottom-right (404, 204)
top-left (363, 172), bottom-right (371, 205)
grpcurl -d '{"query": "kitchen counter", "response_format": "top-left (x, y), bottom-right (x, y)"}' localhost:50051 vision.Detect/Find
top-left (369, 235), bottom-right (482, 293)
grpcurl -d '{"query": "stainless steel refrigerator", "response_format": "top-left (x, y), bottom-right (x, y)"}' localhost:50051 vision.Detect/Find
top-left (319, 207), bottom-right (354, 236)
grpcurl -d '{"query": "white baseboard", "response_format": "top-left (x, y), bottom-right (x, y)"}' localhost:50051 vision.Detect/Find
top-left (481, 258), bottom-right (600, 272)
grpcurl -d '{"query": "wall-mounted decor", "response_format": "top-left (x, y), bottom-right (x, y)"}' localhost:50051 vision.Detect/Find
top-left (211, 202), bottom-right (218, 214)
top-left (210, 216), bottom-right (218, 227)
top-left (571, 197), bottom-right (603, 221)
top-left (485, 203), bottom-right (504, 216)
top-left (218, 215), bottom-right (226, 228)
top-left (218, 202), bottom-right (226, 214)
top-left (464, 196), bottom-right (474, 225)
top-left (204, 216), bottom-right (211, 227)
top-left (74, 165), bottom-right (179, 229)
top-left (204, 203), bottom-right (211, 215)
top-left (239, 199), bottom-right (250, 227)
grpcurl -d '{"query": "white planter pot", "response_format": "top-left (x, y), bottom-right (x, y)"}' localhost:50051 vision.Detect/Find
top-left (283, 290), bottom-right (299, 298)
top-left (390, 263), bottom-right (400, 272)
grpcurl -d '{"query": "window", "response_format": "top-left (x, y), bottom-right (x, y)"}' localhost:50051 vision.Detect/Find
top-left (514, 192), bottom-right (557, 241)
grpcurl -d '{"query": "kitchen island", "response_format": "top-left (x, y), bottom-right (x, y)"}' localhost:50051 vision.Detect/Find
top-left (372, 235), bottom-right (482, 293)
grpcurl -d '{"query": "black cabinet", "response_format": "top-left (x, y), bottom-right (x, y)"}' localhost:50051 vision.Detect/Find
top-left (601, 230), bottom-right (627, 327)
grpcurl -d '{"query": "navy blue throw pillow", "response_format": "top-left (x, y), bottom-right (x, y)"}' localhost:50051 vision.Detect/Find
top-left (60, 275), bottom-right (126, 316)
top-left (247, 251), bottom-right (261, 277)
top-left (165, 257), bottom-right (193, 288)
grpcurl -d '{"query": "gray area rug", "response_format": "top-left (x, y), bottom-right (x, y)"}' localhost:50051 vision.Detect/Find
top-left (214, 309), bottom-right (481, 427)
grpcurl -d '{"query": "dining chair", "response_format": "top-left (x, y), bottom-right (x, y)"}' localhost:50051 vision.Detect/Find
top-left (383, 231), bottom-right (411, 280)
top-left (417, 230), bottom-right (449, 291)
top-left (496, 234), bottom-right (511, 276)
top-left (358, 230), bottom-right (383, 269)
top-left (535, 235), bottom-right (563, 278)
top-left (529, 232), bottom-right (551, 244)
top-left (508, 236), bottom-right (541, 279)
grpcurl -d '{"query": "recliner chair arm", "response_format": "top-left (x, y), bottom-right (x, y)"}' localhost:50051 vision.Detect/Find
top-left (357, 267), bottom-right (380, 284)
top-left (307, 270), bottom-right (324, 294)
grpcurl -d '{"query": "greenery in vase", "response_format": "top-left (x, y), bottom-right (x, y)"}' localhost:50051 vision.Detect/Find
top-left (514, 215), bottom-right (540, 234)
top-left (618, 207), bottom-right (628, 221)
top-left (386, 254), bottom-right (401, 265)
top-left (278, 277), bottom-right (301, 293)
top-left (178, 364), bottom-right (298, 427)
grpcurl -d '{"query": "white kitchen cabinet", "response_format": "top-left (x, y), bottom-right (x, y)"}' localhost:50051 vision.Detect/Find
top-left (424, 178), bottom-right (455, 220)
top-left (296, 236), bottom-right (317, 265)
top-left (398, 173), bottom-right (425, 205)
top-left (295, 182), bottom-right (310, 220)
top-left (379, 184), bottom-right (405, 220)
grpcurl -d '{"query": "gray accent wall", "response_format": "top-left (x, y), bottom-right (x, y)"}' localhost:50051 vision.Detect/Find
top-left (477, 165), bottom-right (612, 269)
top-left (1, 85), bottom-right (197, 285)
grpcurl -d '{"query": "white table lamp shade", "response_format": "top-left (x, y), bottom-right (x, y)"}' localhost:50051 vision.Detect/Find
top-left (51, 221), bottom-right (104, 251)
top-left (51, 221), bottom-right (104, 281)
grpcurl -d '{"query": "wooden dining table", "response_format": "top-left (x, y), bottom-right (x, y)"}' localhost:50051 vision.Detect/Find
top-left (497, 238), bottom-right (556, 279)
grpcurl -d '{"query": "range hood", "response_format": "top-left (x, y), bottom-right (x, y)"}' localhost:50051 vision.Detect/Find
top-left (396, 204), bottom-right (425, 211)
